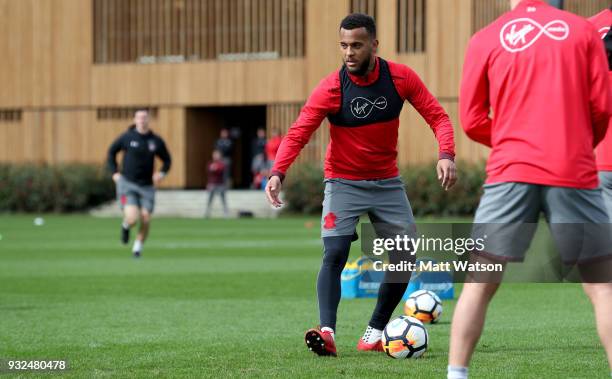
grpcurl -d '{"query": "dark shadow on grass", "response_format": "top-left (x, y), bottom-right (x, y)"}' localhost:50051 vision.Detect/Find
top-left (0, 305), bottom-right (38, 311)
top-left (429, 321), bottom-right (450, 325)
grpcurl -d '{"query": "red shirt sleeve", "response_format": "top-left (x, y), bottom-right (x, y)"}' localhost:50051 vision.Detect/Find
top-left (392, 63), bottom-right (456, 159)
top-left (587, 25), bottom-right (612, 147)
top-left (459, 34), bottom-right (493, 148)
top-left (271, 74), bottom-right (341, 180)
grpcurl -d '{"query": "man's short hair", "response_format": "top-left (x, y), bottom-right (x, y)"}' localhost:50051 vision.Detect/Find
top-left (134, 108), bottom-right (149, 115)
top-left (340, 13), bottom-right (376, 39)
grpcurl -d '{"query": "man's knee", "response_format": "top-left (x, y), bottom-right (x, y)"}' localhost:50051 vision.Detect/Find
top-left (460, 282), bottom-right (500, 302)
top-left (583, 283), bottom-right (612, 304)
top-left (124, 206), bottom-right (139, 225)
top-left (322, 236), bottom-right (352, 269)
top-left (140, 210), bottom-right (152, 224)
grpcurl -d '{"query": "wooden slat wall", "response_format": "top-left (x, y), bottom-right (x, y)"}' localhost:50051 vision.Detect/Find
top-left (93, 0), bottom-right (306, 63)
top-left (267, 104), bottom-right (329, 166)
top-left (0, 0), bottom-right (92, 108)
top-left (564, 0), bottom-right (610, 17)
top-left (471, 0), bottom-right (508, 33)
top-left (350, 0), bottom-right (377, 18)
top-left (397, 0), bottom-right (427, 53)
top-left (0, 108), bottom-right (184, 188)
top-left (1, 0), bottom-right (501, 187)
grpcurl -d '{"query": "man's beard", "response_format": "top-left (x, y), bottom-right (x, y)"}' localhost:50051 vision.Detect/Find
top-left (345, 54), bottom-right (372, 76)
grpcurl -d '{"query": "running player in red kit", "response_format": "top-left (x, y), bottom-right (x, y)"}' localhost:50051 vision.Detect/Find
top-left (448, 1), bottom-right (612, 378)
top-left (264, 13), bottom-right (457, 356)
top-left (589, 6), bottom-right (612, 216)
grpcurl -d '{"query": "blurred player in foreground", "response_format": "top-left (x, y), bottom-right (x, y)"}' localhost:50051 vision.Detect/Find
top-left (449, 1), bottom-right (612, 378)
top-left (589, 6), bottom-right (612, 215)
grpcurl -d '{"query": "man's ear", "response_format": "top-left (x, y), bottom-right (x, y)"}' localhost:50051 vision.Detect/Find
top-left (372, 38), bottom-right (379, 54)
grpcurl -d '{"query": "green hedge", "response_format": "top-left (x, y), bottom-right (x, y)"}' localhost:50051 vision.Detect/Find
top-left (283, 162), bottom-right (486, 217)
top-left (0, 163), bottom-right (115, 213)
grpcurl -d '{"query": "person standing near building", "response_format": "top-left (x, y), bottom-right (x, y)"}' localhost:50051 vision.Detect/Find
top-left (252, 127), bottom-right (267, 158)
top-left (215, 128), bottom-right (234, 186)
top-left (107, 109), bottom-right (171, 258)
top-left (265, 128), bottom-right (283, 165)
top-left (251, 128), bottom-right (270, 188)
top-left (205, 150), bottom-right (229, 218)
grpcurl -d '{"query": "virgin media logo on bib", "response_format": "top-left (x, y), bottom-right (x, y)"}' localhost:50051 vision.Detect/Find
top-left (500, 18), bottom-right (569, 53)
top-left (350, 96), bottom-right (388, 119)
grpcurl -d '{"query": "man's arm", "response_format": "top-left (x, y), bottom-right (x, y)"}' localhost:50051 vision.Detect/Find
top-left (153, 138), bottom-right (172, 184)
top-left (588, 26), bottom-right (612, 147)
top-left (396, 64), bottom-right (457, 189)
top-left (107, 135), bottom-right (124, 180)
top-left (156, 138), bottom-right (172, 174)
top-left (400, 65), bottom-right (456, 160)
top-left (459, 36), bottom-right (493, 148)
top-left (269, 76), bottom-right (340, 182)
top-left (265, 75), bottom-right (339, 206)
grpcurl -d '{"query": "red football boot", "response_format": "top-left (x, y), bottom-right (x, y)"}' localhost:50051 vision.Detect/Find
top-left (357, 338), bottom-right (384, 352)
top-left (304, 327), bottom-right (337, 357)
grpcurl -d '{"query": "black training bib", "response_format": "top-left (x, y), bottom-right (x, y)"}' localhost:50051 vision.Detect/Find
top-left (327, 58), bottom-right (404, 127)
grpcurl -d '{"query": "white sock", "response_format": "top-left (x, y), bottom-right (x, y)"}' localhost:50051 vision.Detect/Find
top-left (361, 325), bottom-right (382, 344)
top-left (447, 365), bottom-right (469, 379)
top-left (132, 239), bottom-right (143, 253)
top-left (320, 326), bottom-right (335, 341)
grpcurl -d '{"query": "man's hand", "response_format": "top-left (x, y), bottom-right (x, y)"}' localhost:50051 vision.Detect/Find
top-left (437, 159), bottom-right (457, 191)
top-left (152, 171), bottom-right (165, 185)
top-left (265, 176), bottom-right (283, 208)
top-left (112, 173), bottom-right (121, 183)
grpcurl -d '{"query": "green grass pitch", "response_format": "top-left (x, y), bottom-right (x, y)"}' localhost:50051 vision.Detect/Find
top-left (0, 215), bottom-right (608, 378)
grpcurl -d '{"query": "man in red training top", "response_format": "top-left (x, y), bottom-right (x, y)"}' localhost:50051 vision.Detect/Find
top-left (265, 128), bottom-right (283, 165)
top-left (449, 1), bottom-right (612, 379)
top-left (590, 6), bottom-right (612, 216)
top-left (264, 13), bottom-right (457, 357)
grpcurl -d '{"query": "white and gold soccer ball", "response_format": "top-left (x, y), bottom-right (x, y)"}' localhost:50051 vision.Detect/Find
top-left (404, 290), bottom-right (443, 324)
top-left (382, 316), bottom-right (429, 359)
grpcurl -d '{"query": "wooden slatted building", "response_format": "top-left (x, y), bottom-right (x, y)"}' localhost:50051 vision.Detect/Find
top-left (0, 0), bottom-right (608, 188)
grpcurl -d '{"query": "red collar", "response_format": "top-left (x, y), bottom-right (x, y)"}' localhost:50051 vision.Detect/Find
top-left (347, 57), bottom-right (380, 86)
top-left (515, 0), bottom-right (547, 9)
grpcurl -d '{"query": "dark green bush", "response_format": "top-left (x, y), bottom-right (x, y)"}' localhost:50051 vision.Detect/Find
top-left (283, 161), bottom-right (486, 216)
top-left (0, 163), bottom-right (114, 213)
top-left (283, 163), bottom-right (325, 215)
top-left (401, 162), bottom-right (486, 217)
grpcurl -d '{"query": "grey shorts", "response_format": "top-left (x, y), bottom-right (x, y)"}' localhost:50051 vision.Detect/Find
top-left (472, 182), bottom-right (612, 264)
top-left (116, 177), bottom-right (155, 213)
top-left (600, 171), bottom-right (612, 218)
top-left (321, 176), bottom-right (415, 238)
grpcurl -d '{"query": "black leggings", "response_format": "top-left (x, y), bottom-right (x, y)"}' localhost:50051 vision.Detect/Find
top-left (317, 235), bottom-right (413, 331)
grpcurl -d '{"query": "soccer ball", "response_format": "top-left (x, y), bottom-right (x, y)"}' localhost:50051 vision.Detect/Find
top-left (382, 316), bottom-right (428, 359)
top-left (404, 290), bottom-right (443, 324)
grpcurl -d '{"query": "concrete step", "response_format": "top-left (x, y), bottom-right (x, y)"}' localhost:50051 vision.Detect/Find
top-left (90, 190), bottom-right (282, 218)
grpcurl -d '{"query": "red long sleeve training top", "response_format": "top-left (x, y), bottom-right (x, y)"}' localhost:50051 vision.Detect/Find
top-left (460, 0), bottom-right (612, 189)
top-left (589, 8), bottom-right (612, 171)
top-left (271, 57), bottom-right (455, 181)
